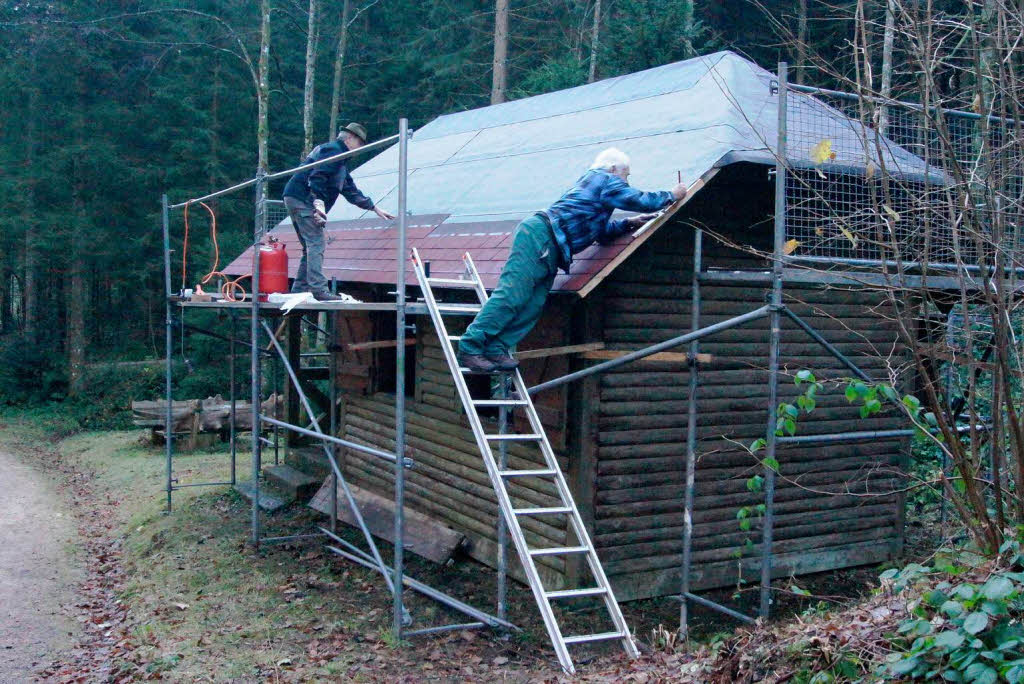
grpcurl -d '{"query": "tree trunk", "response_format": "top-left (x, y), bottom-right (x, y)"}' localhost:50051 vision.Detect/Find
top-left (257, 0), bottom-right (271, 172)
top-left (24, 41), bottom-right (39, 342)
top-left (490, 0), bottom-right (509, 105)
top-left (588, 0), bottom-right (601, 83)
top-left (329, 0), bottom-right (352, 138)
top-left (796, 0), bottom-right (808, 85)
top-left (68, 88), bottom-right (86, 395)
top-left (302, 0), bottom-right (319, 157)
top-left (681, 0), bottom-right (696, 58)
top-left (210, 56), bottom-right (221, 196)
top-left (879, 0), bottom-right (896, 133)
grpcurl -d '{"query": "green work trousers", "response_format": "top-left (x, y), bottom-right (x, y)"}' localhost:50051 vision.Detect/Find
top-left (459, 214), bottom-right (560, 357)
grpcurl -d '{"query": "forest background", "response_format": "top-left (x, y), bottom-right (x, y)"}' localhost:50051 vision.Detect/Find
top-left (0, 0), bottom-right (936, 422)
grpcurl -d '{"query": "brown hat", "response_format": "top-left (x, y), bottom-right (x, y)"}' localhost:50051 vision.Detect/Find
top-left (339, 122), bottom-right (368, 143)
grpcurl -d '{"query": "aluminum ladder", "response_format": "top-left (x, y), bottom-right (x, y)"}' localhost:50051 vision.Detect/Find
top-left (410, 248), bottom-right (639, 674)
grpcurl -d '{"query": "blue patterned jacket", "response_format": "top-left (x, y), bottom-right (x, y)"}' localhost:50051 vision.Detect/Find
top-left (543, 169), bottom-right (673, 271)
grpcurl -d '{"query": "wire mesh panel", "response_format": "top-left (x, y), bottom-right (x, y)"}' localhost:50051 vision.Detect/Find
top-left (782, 84), bottom-right (1022, 269)
top-left (264, 199), bottom-right (289, 233)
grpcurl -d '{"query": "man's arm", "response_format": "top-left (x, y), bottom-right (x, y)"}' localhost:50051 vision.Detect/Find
top-left (600, 175), bottom-right (674, 213)
top-left (341, 173), bottom-right (395, 220)
top-left (598, 212), bottom-right (661, 243)
top-left (306, 146), bottom-right (340, 204)
top-left (340, 172), bottom-right (375, 211)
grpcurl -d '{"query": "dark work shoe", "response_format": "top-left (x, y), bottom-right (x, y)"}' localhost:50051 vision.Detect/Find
top-left (458, 353), bottom-right (498, 374)
top-left (311, 290), bottom-right (344, 301)
top-left (486, 353), bottom-right (519, 371)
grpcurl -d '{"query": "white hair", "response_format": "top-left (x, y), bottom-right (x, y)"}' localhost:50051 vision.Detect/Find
top-left (590, 147), bottom-right (631, 172)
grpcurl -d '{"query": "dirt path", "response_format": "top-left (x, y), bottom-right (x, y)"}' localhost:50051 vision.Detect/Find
top-left (0, 447), bottom-right (80, 683)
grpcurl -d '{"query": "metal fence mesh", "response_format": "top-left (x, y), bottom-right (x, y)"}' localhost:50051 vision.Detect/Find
top-left (264, 199), bottom-right (289, 233)
top-left (783, 84), bottom-right (1022, 268)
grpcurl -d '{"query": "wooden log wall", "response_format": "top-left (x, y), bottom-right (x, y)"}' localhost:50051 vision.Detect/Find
top-left (332, 295), bottom-right (577, 590)
top-left (594, 165), bottom-right (912, 600)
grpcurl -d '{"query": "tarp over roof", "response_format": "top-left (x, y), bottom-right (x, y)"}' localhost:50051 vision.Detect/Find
top-left (226, 50), bottom-right (931, 293)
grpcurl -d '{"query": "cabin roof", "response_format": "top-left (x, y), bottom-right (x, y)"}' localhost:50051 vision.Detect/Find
top-left (226, 51), bottom-right (931, 293)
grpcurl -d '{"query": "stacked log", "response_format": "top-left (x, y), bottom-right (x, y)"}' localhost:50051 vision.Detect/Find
top-left (131, 393), bottom-right (284, 433)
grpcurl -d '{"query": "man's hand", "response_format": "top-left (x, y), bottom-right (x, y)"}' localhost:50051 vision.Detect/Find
top-left (373, 207), bottom-right (395, 220)
top-left (312, 199), bottom-right (328, 228)
top-left (670, 182), bottom-right (688, 201)
top-left (626, 212), bottom-right (660, 229)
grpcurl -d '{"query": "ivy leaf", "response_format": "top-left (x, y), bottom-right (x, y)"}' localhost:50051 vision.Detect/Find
top-left (981, 575), bottom-right (1014, 601)
top-left (795, 370), bottom-right (815, 385)
top-left (940, 600), bottom-right (965, 617)
top-left (845, 385), bottom-right (859, 402)
top-left (879, 384), bottom-right (899, 401)
top-left (784, 418), bottom-right (797, 435)
top-left (889, 656), bottom-right (920, 675)
top-left (980, 600), bottom-right (1007, 616)
top-left (749, 438), bottom-right (766, 453)
top-left (953, 584), bottom-right (978, 600)
top-left (933, 630), bottom-right (965, 649)
top-left (963, 611), bottom-right (989, 634)
top-left (747, 475), bottom-right (764, 493)
top-left (736, 507), bottom-right (750, 519)
top-left (739, 518), bottom-right (752, 531)
top-left (964, 663), bottom-right (997, 684)
top-left (763, 457), bottom-right (779, 472)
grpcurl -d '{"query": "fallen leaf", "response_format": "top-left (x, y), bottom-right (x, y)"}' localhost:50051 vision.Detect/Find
top-left (174, 603), bottom-right (189, 611)
top-left (840, 227), bottom-right (858, 247)
top-left (493, 656), bottom-right (509, 666)
top-left (882, 204), bottom-right (901, 222)
top-left (865, 162), bottom-right (877, 180)
top-left (810, 138), bottom-right (833, 165)
top-left (783, 239), bottom-right (800, 255)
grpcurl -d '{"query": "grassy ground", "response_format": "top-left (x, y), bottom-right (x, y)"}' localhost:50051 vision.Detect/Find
top-left (0, 408), bottom-right (932, 682)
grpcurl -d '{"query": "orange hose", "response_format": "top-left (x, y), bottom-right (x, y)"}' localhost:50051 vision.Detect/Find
top-left (183, 200), bottom-right (252, 302)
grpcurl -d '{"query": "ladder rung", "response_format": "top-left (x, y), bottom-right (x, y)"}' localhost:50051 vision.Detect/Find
top-left (546, 587), bottom-right (607, 599)
top-left (436, 304), bottom-right (481, 314)
top-left (473, 399), bottom-right (528, 407)
top-left (499, 468), bottom-right (556, 478)
top-left (563, 631), bottom-right (625, 645)
top-left (427, 277), bottom-right (478, 289)
top-left (513, 506), bottom-right (572, 516)
top-left (485, 433), bottom-right (542, 442)
top-left (530, 546), bottom-right (589, 557)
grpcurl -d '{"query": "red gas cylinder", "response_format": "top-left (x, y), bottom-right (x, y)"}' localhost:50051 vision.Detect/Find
top-left (258, 238), bottom-right (289, 297)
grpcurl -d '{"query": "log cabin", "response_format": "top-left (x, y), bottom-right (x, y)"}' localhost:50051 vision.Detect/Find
top-left (227, 51), bottom-right (917, 600)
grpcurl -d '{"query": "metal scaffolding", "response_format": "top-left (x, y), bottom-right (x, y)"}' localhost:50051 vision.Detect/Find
top-left (162, 120), bottom-right (515, 643)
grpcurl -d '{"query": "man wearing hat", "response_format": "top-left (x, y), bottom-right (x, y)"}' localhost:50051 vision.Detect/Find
top-left (283, 123), bottom-right (394, 301)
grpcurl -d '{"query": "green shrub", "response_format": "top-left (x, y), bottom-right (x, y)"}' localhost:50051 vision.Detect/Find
top-left (884, 554), bottom-right (1024, 682)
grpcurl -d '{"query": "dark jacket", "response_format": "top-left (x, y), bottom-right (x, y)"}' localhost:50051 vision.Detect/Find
top-left (282, 140), bottom-right (375, 212)
top-left (543, 169), bottom-right (674, 271)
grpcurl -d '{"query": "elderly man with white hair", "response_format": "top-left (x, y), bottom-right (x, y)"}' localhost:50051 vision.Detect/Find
top-left (458, 147), bottom-right (688, 373)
